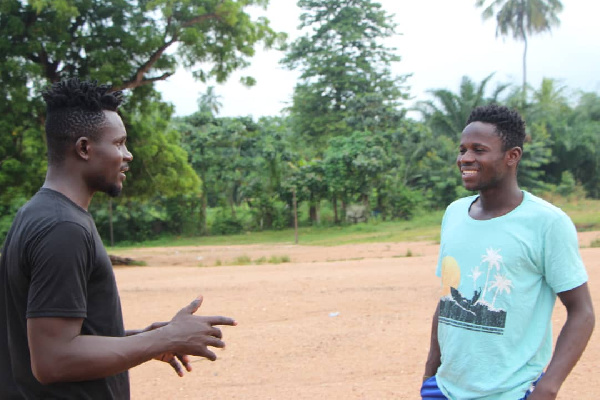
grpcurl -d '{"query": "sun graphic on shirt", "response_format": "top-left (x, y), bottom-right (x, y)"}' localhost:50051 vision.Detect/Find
top-left (441, 256), bottom-right (461, 297)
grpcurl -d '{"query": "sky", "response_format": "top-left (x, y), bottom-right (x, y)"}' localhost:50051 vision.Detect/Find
top-left (156, 0), bottom-right (600, 118)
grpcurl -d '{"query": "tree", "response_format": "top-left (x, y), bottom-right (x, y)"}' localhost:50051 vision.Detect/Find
top-left (281, 0), bottom-right (408, 146)
top-left (197, 86), bottom-right (223, 115)
top-left (1, 0), bottom-right (283, 90)
top-left (475, 0), bottom-right (563, 103)
top-left (0, 0), bottom-right (284, 241)
top-left (324, 131), bottom-right (389, 215)
top-left (416, 74), bottom-right (509, 138)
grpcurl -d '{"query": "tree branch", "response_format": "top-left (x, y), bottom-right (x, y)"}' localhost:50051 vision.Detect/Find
top-left (111, 72), bottom-right (174, 91)
top-left (111, 35), bottom-right (178, 91)
top-left (110, 10), bottom-right (221, 92)
top-left (180, 12), bottom-right (220, 28)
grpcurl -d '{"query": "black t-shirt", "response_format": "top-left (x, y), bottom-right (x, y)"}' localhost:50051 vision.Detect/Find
top-left (0, 188), bottom-right (129, 399)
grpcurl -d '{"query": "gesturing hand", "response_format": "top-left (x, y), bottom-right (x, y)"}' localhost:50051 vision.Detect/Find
top-left (165, 296), bottom-right (237, 365)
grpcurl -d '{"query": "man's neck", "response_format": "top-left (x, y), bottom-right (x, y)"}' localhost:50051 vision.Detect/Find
top-left (43, 166), bottom-right (94, 210)
top-left (470, 184), bottom-right (523, 220)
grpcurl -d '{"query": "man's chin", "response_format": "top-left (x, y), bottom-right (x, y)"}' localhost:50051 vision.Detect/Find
top-left (105, 185), bottom-right (123, 198)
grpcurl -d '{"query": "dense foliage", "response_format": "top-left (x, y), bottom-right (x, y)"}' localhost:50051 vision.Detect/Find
top-left (1, 0), bottom-right (598, 244)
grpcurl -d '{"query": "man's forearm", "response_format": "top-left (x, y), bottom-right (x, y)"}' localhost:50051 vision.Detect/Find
top-left (424, 303), bottom-right (441, 379)
top-left (536, 284), bottom-right (595, 395)
top-left (31, 327), bottom-right (173, 384)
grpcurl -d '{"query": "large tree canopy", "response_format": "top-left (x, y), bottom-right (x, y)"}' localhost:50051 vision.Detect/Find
top-left (1, 0), bottom-right (284, 90)
top-left (282, 0), bottom-right (408, 145)
top-left (0, 0), bottom-right (284, 240)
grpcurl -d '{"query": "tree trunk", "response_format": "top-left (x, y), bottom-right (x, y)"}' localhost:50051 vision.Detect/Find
top-left (200, 170), bottom-right (207, 235)
top-left (309, 205), bottom-right (317, 224)
top-left (377, 194), bottom-right (386, 221)
top-left (522, 29), bottom-right (528, 107)
top-left (293, 188), bottom-right (298, 244)
top-left (309, 192), bottom-right (317, 224)
top-left (332, 195), bottom-right (339, 224)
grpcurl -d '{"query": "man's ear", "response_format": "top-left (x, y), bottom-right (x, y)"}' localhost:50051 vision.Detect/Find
top-left (75, 137), bottom-right (91, 161)
top-left (506, 146), bottom-right (523, 167)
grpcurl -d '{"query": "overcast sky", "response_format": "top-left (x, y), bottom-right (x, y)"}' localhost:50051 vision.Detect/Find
top-left (156, 0), bottom-right (600, 118)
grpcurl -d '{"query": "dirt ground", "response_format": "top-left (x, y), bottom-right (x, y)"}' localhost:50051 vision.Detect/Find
top-left (114, 231), bottom-right (600, 399)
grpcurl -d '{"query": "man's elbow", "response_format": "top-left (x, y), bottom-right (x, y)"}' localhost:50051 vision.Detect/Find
top-left (576, 301), bottom-right (596, 335)
top-left (587, 306), bottom-right (596, 332)
top-left (31, 365), bottom-right (54, 385)
top-left (31, 356), bottom-right (64, 385)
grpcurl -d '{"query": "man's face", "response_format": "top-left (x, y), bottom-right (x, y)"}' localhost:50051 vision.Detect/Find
top-left (457, 121), bottom-right (509, 192)
top-left (86, 111), bottom-right (133, 197)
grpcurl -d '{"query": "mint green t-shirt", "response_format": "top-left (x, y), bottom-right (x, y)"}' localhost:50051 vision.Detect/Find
top-left (435, 191), bottom-right (588, 399)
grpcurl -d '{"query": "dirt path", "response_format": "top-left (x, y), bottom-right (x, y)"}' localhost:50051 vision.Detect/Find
top-left (115, 231), bottom-right (600, 399)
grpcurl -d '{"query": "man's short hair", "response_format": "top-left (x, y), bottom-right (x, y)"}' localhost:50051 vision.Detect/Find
top-left (42, 78), bottom-right (124, 164)
top-left (466, 104), bottom-right (526, 151)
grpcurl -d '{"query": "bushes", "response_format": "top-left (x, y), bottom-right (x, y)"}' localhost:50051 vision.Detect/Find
top-left (210, 210), bottom-right (245, 235)
top-left (90, 194), bottom-right (203, 244)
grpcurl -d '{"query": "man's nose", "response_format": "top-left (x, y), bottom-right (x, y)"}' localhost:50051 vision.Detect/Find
top-left (123, 146), bottom-right (133, 162)
top-left (459, 150), bottom-right (475, 163)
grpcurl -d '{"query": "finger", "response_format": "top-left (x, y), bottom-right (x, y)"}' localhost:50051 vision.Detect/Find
top-left (197, 348), bottom-right (217, 362)
top-left (204, 316), bottom-right (237, 326)
top-left (168, 357), bottom-right (184, 377)
top-left (177, 354), bottom-right (193, 372)
top-left (207, 326), bottom-right (222, 339)
top-left (204, 336), bottom-right (226, 349)
top-left (177, 296), bottom-right (203, 317)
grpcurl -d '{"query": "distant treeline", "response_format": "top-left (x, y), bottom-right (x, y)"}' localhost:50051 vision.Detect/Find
top-left (1, 0), bottom-right (598, 244)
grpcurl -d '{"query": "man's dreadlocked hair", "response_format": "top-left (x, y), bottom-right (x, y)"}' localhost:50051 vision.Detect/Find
top-left (42, 78), bottom-right (124, 165)
top-left (466, 104), bottom-right (526, 151)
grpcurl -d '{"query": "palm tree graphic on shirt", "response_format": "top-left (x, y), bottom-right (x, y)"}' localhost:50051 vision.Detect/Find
top-left (489, 273), bottom-right (514, 308)
top-left (480, 248), bottom-right (503, 302)
top-left (439, 248), bottom-right (513, 334)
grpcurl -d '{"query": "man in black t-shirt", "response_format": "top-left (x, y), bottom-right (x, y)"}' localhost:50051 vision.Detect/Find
top-left (0, 79), bottom-right (236, 399)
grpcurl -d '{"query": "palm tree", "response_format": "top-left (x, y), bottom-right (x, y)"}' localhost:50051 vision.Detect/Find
top-left (415, 74), bottom-right (509, 138)
top-left (475, 0), bottom-right (564, 104)
top-left (489, 273), bottom-right (514, 308)
top-left (197, 86), bottom-right (223, 115)
top-left (469, 265), bottom-right (483, 288)
top-left (480, 248), bottom-right (503, 302)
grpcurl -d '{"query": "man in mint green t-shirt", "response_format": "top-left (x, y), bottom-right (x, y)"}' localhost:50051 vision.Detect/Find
top-left (422, 105), bottom-right (595, 399)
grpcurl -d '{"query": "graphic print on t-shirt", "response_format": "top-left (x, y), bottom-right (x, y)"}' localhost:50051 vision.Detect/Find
top-left (439, 248), bottom-right (512, 335)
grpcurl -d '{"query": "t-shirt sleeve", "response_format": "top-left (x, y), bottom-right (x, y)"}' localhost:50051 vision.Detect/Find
top-left (26, 222), bottom-right (92, 319)
top-left (543, 213), bottom-right (588, 294)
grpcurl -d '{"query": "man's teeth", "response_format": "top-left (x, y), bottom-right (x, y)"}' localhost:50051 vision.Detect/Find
top-left (462, 170), bottom-right (477, 175)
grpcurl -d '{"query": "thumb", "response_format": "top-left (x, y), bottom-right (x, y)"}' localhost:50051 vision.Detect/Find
top-left (180, 295), bottom-right (203, 316)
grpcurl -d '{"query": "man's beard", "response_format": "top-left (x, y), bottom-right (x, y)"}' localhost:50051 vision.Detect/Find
top-left (91, 176), bottom-right (123, 198)
top-left (105, 184), bottom-right (122, 198)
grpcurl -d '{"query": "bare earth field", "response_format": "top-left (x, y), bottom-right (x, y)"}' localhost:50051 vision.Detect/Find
top-left (115, 231), bottom-right (600, 399)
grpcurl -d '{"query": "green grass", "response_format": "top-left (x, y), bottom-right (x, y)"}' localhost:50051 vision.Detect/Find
top-left (268, 255), bottom-right (291, 264)
top-left (213, 254), bottom-right (292, 266)
top-left (107, 197), bottom-right (600, 250)
top-left (232, 255), bottom-right (252, 265)
top-left (553, 198), bottom-right (600, 231)
top-left (108, 209), bottom-right (444, 250)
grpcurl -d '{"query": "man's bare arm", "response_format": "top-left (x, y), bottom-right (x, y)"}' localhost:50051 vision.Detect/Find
top-left (423, 303), bottom-right (441, 381)
top-left (528, 283), bottom-right (595, 399)
top-left (27, 297), bottom-right (235, 384)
